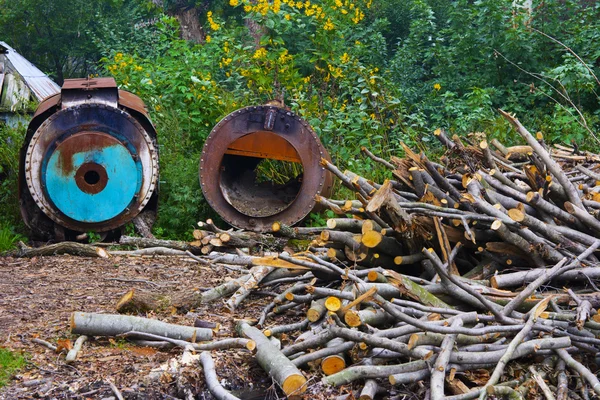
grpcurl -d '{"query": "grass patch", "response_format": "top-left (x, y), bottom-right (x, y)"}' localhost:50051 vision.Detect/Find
top-left (0, 224), bottom-right (26, 253)
top-left (0, 348), bottom-right (26, 387)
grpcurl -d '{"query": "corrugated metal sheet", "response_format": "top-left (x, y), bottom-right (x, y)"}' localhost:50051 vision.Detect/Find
top-left (0, 41), bottom-right (60, 101)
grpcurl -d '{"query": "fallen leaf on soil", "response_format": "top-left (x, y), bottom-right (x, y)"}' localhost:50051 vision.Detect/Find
top-left (56, 338), bottom-right (72, 352)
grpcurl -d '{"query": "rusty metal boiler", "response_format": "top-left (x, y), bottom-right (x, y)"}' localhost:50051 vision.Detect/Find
top-left (199, 105), bottom-right (333, 232)
top-left (19, 77), bottom-right (159, 240)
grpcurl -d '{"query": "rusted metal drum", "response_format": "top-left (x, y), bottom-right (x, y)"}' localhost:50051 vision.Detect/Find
top-left (200, 105), bottom-right (333, 231)
top-left (20, 78), bottom-right (159, 240)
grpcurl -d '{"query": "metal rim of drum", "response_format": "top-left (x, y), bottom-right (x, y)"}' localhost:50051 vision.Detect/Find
top-left (199, 105), bottom-right (333, 232)
top-left (25, 103), bottom-right (159, 232)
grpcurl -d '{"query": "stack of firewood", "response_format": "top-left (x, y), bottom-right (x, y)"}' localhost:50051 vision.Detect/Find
top-left (32, 110), bottom-right (600, 399)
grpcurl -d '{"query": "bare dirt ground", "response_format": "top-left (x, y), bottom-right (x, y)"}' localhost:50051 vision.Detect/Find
top-left (0, 254), bottom-right (347, 399)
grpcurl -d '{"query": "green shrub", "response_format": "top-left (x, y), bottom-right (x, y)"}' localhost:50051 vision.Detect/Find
top-left (0, 124), bottom-right (26, 233)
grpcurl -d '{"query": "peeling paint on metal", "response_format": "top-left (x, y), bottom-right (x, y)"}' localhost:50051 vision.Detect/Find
top-left (45, 143), bottom-right (140, 222)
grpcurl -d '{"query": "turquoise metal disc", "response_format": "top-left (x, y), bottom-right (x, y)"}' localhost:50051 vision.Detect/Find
top-left (43, 132), bottom-right (141, 223)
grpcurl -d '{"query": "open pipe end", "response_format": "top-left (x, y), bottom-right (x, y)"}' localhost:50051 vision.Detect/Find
top-left (200, 105), bottom-right (333, 232)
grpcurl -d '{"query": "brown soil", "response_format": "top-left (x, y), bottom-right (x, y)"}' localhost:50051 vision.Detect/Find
top-left (0, 254), bottom-right (348, 399)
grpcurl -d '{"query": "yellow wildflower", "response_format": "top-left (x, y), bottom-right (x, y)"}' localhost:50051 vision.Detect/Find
top-left (434, 83), bottom-right (441, 91)
top-left (279, 49), bottom-right (291, 63)
top-left (207, 11), bottom-right (220, 30)
top-left (253, 48), bottom-right (267, 59)
top-left (284, 14), bottom-right (291, 20)
top-left (340, 52), bottom-right (349, 63)
top-left (323, 18), bottom-right (334, 30)
top-left (273, 0), bottom-right (281, 13)
top-left (244, 4), bottom-right (252, 11)
top-left (229, 0), bottom-right (239, 6)
top-left (206, 35), bottom-right (211, 43)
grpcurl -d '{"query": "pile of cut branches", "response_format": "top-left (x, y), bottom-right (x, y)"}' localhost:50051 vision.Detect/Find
top-left (25, 111), bottom-right (600, 399)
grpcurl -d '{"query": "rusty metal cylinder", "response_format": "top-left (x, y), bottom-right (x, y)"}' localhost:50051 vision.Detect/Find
top-left (200, 105), bottom-right (333, 232)
top-left (20, 78), bottom-right (159, 240)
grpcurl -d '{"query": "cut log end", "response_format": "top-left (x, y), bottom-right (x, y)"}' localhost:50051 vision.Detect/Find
top-left (407, 333), bottom-right (419, 350)
top-left (116, 290), bottom-right (134, 312)
top-left (282, 374), bottom-right (307, 396)
top-left (361, 220), bottom-right (375, 234)
top-left (507, 208), bottom-right (525, 222)
top-left (325, 296), bottom-right (342, 312)
top-left (115, 289), bottom-right (161, 314)
top-left (367, 270), bottom-right (380, 281)
top-left (491, 220), bottom-right (503, 231)
top-left (344, 309), bottom-right (362, 327)
top-left (490, 276), bottom-right (499, 289)
top-left (307, 309), bottom-right (322, 322)
top-left (362, 231), bottom-right (383, 248)
top-left (321, 355), bottom-right (346, 376)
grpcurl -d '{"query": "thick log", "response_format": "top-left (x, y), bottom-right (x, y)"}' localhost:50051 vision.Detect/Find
top-left (17, 241), bottom-right (108, 258)
top-left (70, 312), bottom-right (212, 341)
top-left (491, 267), bottom-right (600, 288)
top-left (116, 288), bottom-right (163, 314)
top-left (119, 236), bottom-right (199, 252)
top-left (322, 360), bottom-right (428, 386)
top-left (307, 298), bottom-right (328, 322)
top-left (344, 307), bottom-right (392, 328)
top-left (327, 218), bottom-right (365, 233)
top-left (321, 338), bottom-right (347, 376)
top-left (236, 322), bottom-right (307, 397)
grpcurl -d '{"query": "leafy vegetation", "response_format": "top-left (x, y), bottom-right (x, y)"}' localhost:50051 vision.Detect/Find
top-left (0, 348), bottom-right (26, 387)
top-left (1, 0), bottom-right (600, 237)
top-left (0, 124), bottom-right (26, 245)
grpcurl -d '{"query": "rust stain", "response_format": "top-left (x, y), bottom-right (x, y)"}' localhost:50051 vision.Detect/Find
top-left (225, 131), bottom-right (302, 163)
top-left (54, 132), bottom-right (121, 175)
